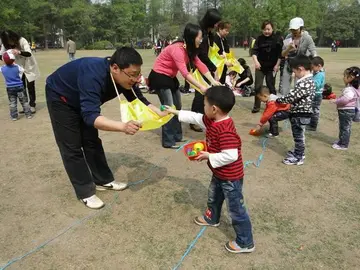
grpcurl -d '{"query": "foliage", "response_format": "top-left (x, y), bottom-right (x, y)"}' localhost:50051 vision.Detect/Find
top-left (0, 0), bottom-right (359, 49)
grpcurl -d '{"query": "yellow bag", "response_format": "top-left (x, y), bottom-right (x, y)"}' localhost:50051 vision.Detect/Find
top-left (188, 69), bottom-right (210, 95)
top-left (208, 43), bottom-right (225, 79)
top-left (111, 74), bottom-right (174, 131)
top-left (226, 50), bottom-right (244, 74)
top-left (119, 99), bottom-right (174, 131)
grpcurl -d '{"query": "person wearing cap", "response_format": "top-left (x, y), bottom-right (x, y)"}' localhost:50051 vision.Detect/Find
top-left (0, 30), bottom-right (40, 113)
top-left (46, 47), bottom-right (165, 209)
top-left (0, 50), bottom-right (32, 120)
top-left (280, 17), bottom-right (317, 96)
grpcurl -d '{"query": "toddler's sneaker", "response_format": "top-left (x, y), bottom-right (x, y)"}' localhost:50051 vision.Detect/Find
top-left (225, 241), bottom-right (255, 254)
top-left (11, 117), bottom-right (18, 121)
top-left (26, 115), bottom-right (32, 119)
top-left (332, 144), bottom-right (348, 151)
top-left (283, 156), bottom-right (304, 166)
top-left (30, 107), bottom-right (36, 114)
top-left (80, 195), bottom-right (104, 209)
top-left (194, 216), bottom-right (220, 227)
top-left (96, 181), bottom-right (127, 191)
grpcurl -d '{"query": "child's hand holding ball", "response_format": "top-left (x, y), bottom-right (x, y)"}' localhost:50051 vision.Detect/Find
top-left (195, 151), bottom-right (209, 161)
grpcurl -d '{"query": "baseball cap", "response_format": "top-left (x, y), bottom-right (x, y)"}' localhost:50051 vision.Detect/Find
top-left (289, 17), bottom-right (304, 30)
top-left (2, 50), bottom-right (15, 65)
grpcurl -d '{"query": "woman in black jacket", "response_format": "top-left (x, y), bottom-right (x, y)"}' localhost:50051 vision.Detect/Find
top-left (213, 21), bottom-right (232, 84)
top-left (251, 20), bottom-right (283, 113)
top-left (190, 8), bottom-right (222, 132)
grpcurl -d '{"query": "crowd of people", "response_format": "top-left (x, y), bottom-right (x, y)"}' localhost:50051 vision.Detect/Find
top-left (1, 8), bottom-right (359, 256)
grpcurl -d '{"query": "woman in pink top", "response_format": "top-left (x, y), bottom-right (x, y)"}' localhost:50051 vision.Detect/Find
top-left (148, 23), bottom-right (220, 149)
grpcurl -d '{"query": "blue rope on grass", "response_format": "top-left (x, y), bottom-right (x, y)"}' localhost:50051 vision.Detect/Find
top-left (172, 226), bottom-right (207, 270)
top-left (0, 141), bottom-right (189, 270)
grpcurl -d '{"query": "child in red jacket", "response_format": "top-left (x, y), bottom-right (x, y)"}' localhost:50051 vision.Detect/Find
top-left (254, 86), bottom-right (290, 137)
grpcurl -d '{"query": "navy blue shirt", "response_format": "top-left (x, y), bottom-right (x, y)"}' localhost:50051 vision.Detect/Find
top-left (46, 57), bottom-right (150, 126)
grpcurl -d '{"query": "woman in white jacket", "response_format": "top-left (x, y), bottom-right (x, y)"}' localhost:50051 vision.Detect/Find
top-left (1, 30), bottom-right (40, 113)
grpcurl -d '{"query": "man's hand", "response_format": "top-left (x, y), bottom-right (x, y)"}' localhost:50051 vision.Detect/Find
top-left (225, 61), bottom-right (233, 67)
top-left (195, 151), bottom-right (209, 161)
top-left (254, 61), bottom-right (261, 70)
top-left (255, 124), bottom-right (262, 132)
top-left (273, 65), bottom-right (279, 72)
top-left (124, 120), bottom-right (142, 135)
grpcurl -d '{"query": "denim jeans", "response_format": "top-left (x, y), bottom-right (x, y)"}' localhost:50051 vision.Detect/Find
top-left (69, 53), bottom-right (76, 61)
top-left (290, 116), bottom-right (310, 159)
top-left (204, 175), bottom-right (254, 248)
top-left (268, 110), bottom-right (290, 136)
top-left (157, 88), bottom-right (182, 147)
top-left (338, 109), bottom-right (355, 147)
top-left (309, 95), bottom-right (323, 129)
top-left (253, 69), bottom-right (276, 110)
top-left (7, 86), bottom-right (31, 118)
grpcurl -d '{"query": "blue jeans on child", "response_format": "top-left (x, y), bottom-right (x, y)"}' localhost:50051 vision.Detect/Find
top-left (7, 86), bottom-right (31, 119)
top-left (204, 175), bottom-right (254, 248)
top-left (156, 88), bottom-right (182, 148)
top-left (309, 94), bottom-right (322, 129)
top-left (338, 109), bottom-right (355, 147)
top-left (290, 116), bottom-right (311, 160)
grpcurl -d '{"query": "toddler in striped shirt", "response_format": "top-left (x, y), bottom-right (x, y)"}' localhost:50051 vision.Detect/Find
top-left (165, 86), bottom-right (254, 254)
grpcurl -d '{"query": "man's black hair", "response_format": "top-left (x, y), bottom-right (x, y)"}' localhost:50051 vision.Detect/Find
top-left (205, 86), bottom-right (235, 113)
top-left (110, 47), bottom-right (143, 69)
top-left (289, 54), bottom-right (312, 71)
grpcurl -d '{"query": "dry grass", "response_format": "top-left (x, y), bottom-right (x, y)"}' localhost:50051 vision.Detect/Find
top-left (0, 48), bottom-right (359, 270)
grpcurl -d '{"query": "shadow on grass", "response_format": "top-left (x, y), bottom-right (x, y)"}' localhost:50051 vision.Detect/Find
top-left (306, 130), bottom-right (337, 145)
top-left (106, 152), bottom-right (168, 191)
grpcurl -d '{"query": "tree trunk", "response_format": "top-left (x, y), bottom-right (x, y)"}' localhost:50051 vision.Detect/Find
top-left (317, 28), bottom-right (325, 47)
top-left (43, 19), bottom-right (48, 50)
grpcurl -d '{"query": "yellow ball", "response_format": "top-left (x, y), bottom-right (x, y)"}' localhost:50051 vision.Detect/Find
top-left (193, 142), bottom-right (204, 152)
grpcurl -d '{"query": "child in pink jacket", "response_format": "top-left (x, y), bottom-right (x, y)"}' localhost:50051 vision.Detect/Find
top-left (332, 66), bottom-right (360, 150)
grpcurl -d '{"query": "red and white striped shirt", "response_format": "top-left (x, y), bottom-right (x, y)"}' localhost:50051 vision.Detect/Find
top-left (179, 111), bottom-right (244, 180)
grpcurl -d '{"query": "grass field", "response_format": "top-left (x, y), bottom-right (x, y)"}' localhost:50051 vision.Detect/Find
top-left (0, 48), bottom-right (360, 270)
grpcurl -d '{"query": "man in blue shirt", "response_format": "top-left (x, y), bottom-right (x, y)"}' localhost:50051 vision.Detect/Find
top-left (46, 47), bottom-right (162, 209)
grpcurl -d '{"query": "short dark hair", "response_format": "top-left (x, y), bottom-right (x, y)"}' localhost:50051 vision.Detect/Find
top-left (217, 21), bottom-right (231, 30)
top-left (289, 55), bottom-right (312, 71)
top-left (110, 47), bottom-right (143, 69)
top-left (205, 86), bottom-right (235, 113)
top-left (228, 71), bottom-right (237, 76)
top-left (261, 20), bottom-right (274, 30)
top-left (238, 58), bottom-right (246, 66)
top-left (258, 85), bottom-right (270, 95)
top-left (311, 56), bottom-right (324, 67)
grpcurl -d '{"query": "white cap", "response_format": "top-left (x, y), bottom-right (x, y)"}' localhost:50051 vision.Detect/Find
top-left (289, 17), bottom-right (304, 30)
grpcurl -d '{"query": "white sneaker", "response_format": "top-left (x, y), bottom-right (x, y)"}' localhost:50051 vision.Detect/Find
top-left (96, 181), bottom-right (127, 191)
top-left (30, 107), bottom-right (36, 113)
top-left (267, 133), bottom-right (278, 138)
top-left (332, 144), bottom-right (348, 150)
top-left (80, 195), bottom-right (104, 209)
top-left (283, 156), bottom-right (304, 166)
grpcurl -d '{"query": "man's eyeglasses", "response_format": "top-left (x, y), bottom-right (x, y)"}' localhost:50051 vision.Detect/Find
top-left (121, 69), bottom-right (142, 81)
